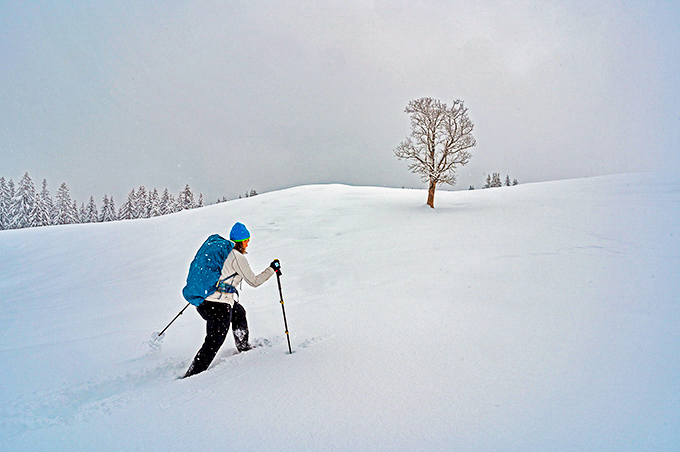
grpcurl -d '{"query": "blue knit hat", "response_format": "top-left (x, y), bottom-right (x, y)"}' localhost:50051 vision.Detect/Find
top-left (230, 222), bottom-right (250, 242)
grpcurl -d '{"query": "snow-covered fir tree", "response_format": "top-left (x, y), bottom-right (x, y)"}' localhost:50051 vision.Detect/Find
top-left (109, 196), bottom-right (117, 220)
top-left (54, 182), bottom-right (78, 225)
top-left (100, 195), bottom-right (110, 222)
top-left (10, 172), bottom-right (39, 229)
top-left (149, 188), bottom-right (161, 217)
top-left (135, 186), bottom-right (149, 219)
top-left (505, 175), bottom-right (511, 187)
top-left (36, 179), bottom-right (54, 227)
top-left (79, 203), bottom-right (86, 223)
top-left (484, 173), bottom-right (503, 188)
top-left (119, 189), bottom-right (136, 220)
top-left (73, 201), bottom-right (80, 224)
top-left (100, 195), bottom-right (117, 222)
top-left (0, 177), bottom-right (9, 230)
top-left (6, 179), bottom-right (16, 228)
top-left (128, 187), bottom-right (139, 219)
top-left (160, 189), bottom-right (174, 216)
top-left (177, 184), bottom-right (195, 211)
top-left (84, 196), bottom-right (98, 223)
top-left (197, 193), bottom-right (204, 208)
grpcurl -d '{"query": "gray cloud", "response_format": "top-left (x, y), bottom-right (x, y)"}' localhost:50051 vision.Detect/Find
top-left (1, 0), bottom-right (678, 204)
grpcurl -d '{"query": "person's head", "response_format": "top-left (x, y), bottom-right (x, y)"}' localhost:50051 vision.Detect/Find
top-left (230, 222), bottom-right (251, 253)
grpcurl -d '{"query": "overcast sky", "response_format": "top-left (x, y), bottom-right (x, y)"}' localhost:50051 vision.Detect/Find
top-left (1, 0), bottom-right (678, 205)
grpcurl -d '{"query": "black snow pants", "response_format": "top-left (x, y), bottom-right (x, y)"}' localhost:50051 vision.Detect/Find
top-left (183, 300), bottom-right (250, 378)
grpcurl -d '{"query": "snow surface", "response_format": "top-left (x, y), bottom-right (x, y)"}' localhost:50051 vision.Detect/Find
top-left (0, 174), bottom-right (678, 451)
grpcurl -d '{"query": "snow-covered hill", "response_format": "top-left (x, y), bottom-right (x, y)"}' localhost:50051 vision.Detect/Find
top-left (1, 174), bottom-right (678, 451)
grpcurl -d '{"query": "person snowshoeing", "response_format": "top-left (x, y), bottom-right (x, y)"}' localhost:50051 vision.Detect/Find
top-left (183, 222), bottom-right (280, 378)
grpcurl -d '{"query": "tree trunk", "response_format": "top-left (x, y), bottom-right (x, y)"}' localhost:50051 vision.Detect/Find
top-left (427, 179), bottom-right (436, 208)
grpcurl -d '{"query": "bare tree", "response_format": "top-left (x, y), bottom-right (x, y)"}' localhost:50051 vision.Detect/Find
top-left (394, 97), bottom-right (476, 208)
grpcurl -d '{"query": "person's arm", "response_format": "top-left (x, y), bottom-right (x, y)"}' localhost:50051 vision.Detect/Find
top-left (234, 252), bottom-right (275, 287)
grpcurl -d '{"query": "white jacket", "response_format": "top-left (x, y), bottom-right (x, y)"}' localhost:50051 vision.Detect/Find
top-left (204, 250), bottom-right (275, 306)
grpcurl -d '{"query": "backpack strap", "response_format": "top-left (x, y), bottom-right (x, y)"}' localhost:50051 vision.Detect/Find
top-left (216, 272), bottom-right (239, 295)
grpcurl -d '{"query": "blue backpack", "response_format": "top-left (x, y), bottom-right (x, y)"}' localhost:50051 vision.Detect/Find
top-left (182, 234), bottom-right (235, 306)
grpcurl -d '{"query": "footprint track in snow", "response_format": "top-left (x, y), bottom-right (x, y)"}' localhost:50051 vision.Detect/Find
top-left (0, 359), bottom-right (185, 441)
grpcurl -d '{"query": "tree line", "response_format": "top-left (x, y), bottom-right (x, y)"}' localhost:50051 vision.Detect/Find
top-left (0, 172), bottom-right (205, 230)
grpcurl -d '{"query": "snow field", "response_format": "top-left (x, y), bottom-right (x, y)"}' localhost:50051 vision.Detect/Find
top-left (0, 174), bottom-right (678, 451)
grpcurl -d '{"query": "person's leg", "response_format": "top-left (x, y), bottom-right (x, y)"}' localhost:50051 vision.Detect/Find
top-left (231, 302), bottom-right (251, 352)
top-left (183, 301), bottom-right (232, 377)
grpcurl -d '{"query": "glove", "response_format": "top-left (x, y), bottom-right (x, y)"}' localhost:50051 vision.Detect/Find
top-left (270, 259), bottom-right (281, 275)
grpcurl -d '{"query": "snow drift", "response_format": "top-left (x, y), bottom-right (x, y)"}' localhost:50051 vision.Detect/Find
top-left (0, 174), bottom-right (678, 451)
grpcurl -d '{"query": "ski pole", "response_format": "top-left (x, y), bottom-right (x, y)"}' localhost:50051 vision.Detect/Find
top-left (157, 302), bottom-right (191, 338)
top-left (275, 268), bottom-right (293, 354)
